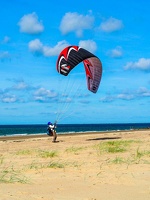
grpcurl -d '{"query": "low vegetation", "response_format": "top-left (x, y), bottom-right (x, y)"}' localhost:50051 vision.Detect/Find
top-left (38, 150), bottom-right (58, 158)
top-left (0, 166), bottom-right (29, 184)
top-left (0, 139), bottom-right (149, 184)
top-left (95, 140), bottom-right (136, 154)
top-left (65, 146), bottom-right (86, 154)
top-left (16, 149), bottom-right (58, 158)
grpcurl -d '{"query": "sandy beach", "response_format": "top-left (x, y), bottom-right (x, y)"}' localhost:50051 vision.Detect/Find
top-left (0, 130), bottom-right (150, 200)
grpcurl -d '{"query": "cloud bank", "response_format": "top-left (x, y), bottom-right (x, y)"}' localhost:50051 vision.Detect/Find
top-left (28, 39), bottom-right (69, 56)
top-left (124, 58), bottom-right (150, 71)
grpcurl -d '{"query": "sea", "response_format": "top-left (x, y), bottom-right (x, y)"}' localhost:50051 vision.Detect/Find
top-left (0, 123), bottom-right (150, 137)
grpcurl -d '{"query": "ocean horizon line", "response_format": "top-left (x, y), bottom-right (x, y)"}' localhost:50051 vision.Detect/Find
top-left (0, 123), bottom-right (150, 137)
top-left (0, 122), bottom-right (150, 126)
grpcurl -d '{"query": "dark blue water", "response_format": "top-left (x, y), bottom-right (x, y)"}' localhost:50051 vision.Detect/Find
top-left (0, 123), bottom-right (150, 137)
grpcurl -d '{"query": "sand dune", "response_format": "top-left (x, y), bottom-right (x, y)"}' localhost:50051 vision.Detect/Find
top-left (0, 130), bottom-right (150, 200)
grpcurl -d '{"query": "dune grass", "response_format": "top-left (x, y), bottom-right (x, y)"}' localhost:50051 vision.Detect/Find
top-left (110, 147), bottom-right (150, 165)
top-left (16, 149), bottom-right (34, 156)
top-left (95, 140), bottom-right (136, 154)
top-left (65, 146), bottom-right (86, 154)
top-left (27, 160), bottom-right (65, 170)
top-left (0, 166), bottom-right (29, 184)
top-left (94, 140), bottom-right (150, 165)
top-left (16, 149), bottom-right (58, 158)
top-left (38, 150), bottom-right (58, 158)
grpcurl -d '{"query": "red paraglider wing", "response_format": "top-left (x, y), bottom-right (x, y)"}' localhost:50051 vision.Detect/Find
top-left (56, 46), bottom-right (102, 93)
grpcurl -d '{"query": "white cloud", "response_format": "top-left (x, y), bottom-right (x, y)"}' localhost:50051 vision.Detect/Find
top-left (99, 96), bottom-right (114, 103)
top-left (1, 94), bottom-right (17, 103)
top-left (100, 17), bottom-right (123, 32)
top-left (117, 93), bottom-right (135, 100)
top-left (100, 86), bottom-right (150, 103)
top-left (18, 12), bottom-right (44, 34)
top-left (79, 40), bottom-right (97, 53)
top-left (34, 87), bottom-right (56, 97)
top-left (28, 39), bottom-right (43, 55)
top-left (0, 80), bottom-right (57, 104)
top-left (28, 39), bottom-right (69, 56)
top-left (43, 41), bottom-right (70, 56)
top-left (12, 81), bottom-right (29, 90)
top-left (137, 87), bottom-right (150, 97)
top-left (5, 79), bottom-right (35, 93)
top-left (99, 93), bottom-right (135, 102)
top-left (59, 12), bottom-right (94, 37)
top-left (34, 87), bottom-right (57, 102)
top-left (124, 58), bottom-right (150, 71)
top-left (107, 46), bottom-right (123, 58)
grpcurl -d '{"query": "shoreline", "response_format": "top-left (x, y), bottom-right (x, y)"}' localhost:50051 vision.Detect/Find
top-left (0, 128), bottom-right (149, 141)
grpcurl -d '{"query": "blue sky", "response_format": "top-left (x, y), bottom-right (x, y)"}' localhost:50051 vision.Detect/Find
top-left (0, 0), bottom-right (150, 124)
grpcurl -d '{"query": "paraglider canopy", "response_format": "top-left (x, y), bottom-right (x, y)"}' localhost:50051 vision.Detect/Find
top-left (56, 45), bottom-right (102, 93)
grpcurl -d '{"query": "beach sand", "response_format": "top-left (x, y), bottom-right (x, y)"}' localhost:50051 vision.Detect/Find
top-left (0, 130), bottom-right (150, 200)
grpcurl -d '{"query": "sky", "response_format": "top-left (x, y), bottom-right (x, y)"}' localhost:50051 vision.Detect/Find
top-left (0, 0), bottom-right (150, 125)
